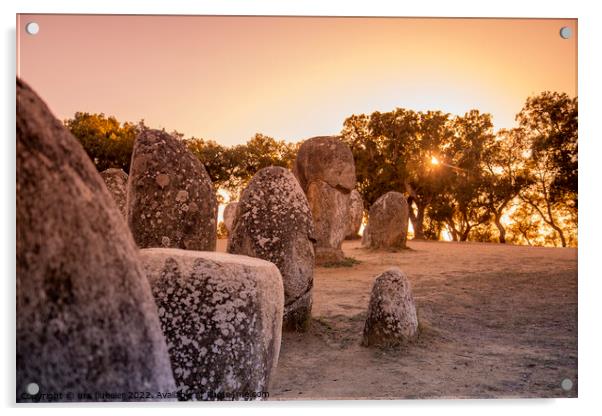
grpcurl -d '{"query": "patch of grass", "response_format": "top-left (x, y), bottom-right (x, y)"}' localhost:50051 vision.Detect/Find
top-left (322, 257), bottom-right (361, 268)
top-left (313, 317), bottom-right (334, 331)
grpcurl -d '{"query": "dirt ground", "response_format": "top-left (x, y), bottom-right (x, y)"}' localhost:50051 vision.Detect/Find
top-left (217, 239), bottom-right (578, 400)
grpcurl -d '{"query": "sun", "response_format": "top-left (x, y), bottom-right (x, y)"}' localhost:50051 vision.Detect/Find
top-left (431, 156), bottom-right (440, 165)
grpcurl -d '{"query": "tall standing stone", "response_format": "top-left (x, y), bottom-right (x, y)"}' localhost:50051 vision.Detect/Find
top-left (140, 249), bottom-right (284, 400)
top-left (362, 268), bottom-right (419, 347)
top-left (223, 201), bottom-right (239, 234)
top-left (345, 189), bottom-right (364, 239)
top-left (127, 129), bottom-right (217, 250)
top-left (100, 168), bottom-right (128, 218)
top-left (16, 78), bottom-right (176, 402)
top-left (362, 191), bottom-right (409, 249)
top-left (293, 136), bottom-right (356, 264)
top-left (228, 167), bottom-right (315, 330)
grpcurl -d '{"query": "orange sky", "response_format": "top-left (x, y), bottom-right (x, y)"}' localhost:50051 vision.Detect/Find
top-left (17, 15), bottom-right (577, 145)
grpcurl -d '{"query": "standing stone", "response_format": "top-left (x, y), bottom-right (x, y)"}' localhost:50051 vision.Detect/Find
top-left (362, 191), bottom-right (409, 249)
top-left (16, 78), bottom-right (176, 402)
top-left (345, 189), bottom-right (363, 239)
top-left (100, 168), bottom-right (128, 218)
top-left (227, 167), bottom-right (315, 330)
top-left (362, 268), bottom-right (419, 347)
top-left (293, 136), bottom-right (356, 264)
top-left (223, 201), bottom-right (239, 234)
top-left (127, 129), bottom-right (217, 250)
top-left (140, 249), bottom-right (284, 400)
top-left (305, 180), bottom-right (349, 260)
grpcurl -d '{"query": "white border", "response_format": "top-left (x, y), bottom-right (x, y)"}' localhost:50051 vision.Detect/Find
top-left (3, 1), bottom-right (601, 415)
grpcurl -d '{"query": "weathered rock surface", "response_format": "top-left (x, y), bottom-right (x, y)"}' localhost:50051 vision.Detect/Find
top-left (100, 168), bottom-right (128, 217)
top-left (362, 268), bottom-right (419, 347)
top-left (306, 180), bottom-right (349, 263)
top-left (127, 129), bottom-right (217, 250)
top-left (223, 201), bottom-right (239, 234)
top-left (227, 167), bottom-right (315, 330)
top-left (293, 136), bottom-right (356, 264)
top-left (346, 189), bottom-right (363, 239)
top-left (362, 191), bottom-right (409, 249)
top-left (293, 135), bottom-right (356, 192)
top-left (16, 78), bottom-right (176, 402)
top-left (140, 249), bottom-right (284, 400)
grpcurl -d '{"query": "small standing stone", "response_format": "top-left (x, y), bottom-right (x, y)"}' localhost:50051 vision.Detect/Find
top-left (362, 268), bottom-right (419, 347)
top-left (346, 189), bottom-right (363, 239)
top-left (362, 191), bottom-right (409, 249)
top-left (100, 168), bottom-right (128, 217)
top-left (127, 129), bottom-right (217, 250)
top-left (223, 201), bottom-right (239, 234)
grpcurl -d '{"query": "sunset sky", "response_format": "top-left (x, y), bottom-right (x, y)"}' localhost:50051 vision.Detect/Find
top-left (17, 15), bottom-right (577, 146)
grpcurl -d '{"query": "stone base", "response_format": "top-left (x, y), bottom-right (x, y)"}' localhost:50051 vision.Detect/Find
top-left (140, 248), bottom-right (284, 400)
top-left (283, 290), bottom-right (312, 331)
top-left (315, 247), bottom-right (345, 265)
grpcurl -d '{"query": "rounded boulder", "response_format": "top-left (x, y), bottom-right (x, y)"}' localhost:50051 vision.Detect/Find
top-left (100, 168), bottom-right (128, 218)
top-left (293, 136), bottom-right (356, 192)
top-left (362, 191), bottom-right (409, 249)
top-left (362, 268), bottom-right (419, 347)
top-left (16, 78), bottom-right (176, 402)
top-left (127, 129), bottom-right (217, 250)
top-left (228, 166), bottom-right (315, 330)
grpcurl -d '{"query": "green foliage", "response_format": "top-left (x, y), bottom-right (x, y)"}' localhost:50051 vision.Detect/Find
top-left (65, 90), bottom-right (577, 248)
top-left (514, 93), bottom-right (578, 247)
top-left (186, 133), bottom-right (297, 199)
top-left (186, 138), bottom-right (235, 188)
top-left (517, 92), bottom-right (578, 209)
top-left (321, 257), bottom-right (361, 268)
top-left (65, 112), bottom-right (142, 173)
top-left (225, 134), bottom-right (297, 199)
top-left (341, 109), bottom-right (455, 239)
top-left (67, 115), bottom-right (296, 200)
top-left (341, 93), bottom-right (577, 246)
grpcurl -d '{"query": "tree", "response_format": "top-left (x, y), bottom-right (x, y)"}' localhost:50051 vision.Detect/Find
top-left (479, 128), bottom-right (532, 243)
top-left (519, 150), bottom-right (573, 247)
top-left (186, 133), bottom-right (298, 200)
top-left (186, 138), bottom-right (235, 191)
top-left (65, 112), bottom-right (142, 173)
top-left (226, 133), bottom-right (297, 200)
top-left (402, 111), bottom-right (456, 239)
top-left (505, 202), bottom-right (543, 246)
top-left (340, 109), bottom-right (455, 239)
top-left (515, 92), bottom-right (578, 247)
top-left (429, 110), bottom-right (494, 242)
top-left (516, 92), bottom-right (578, 210)
top-left (340, 113), bottom-right (388, 206)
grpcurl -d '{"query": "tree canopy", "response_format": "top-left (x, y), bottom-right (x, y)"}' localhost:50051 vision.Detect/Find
top-left (65, 91), bottom-right (577, 247)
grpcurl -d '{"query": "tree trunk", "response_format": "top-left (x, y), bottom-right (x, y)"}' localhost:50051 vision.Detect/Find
top-left (411, 203), bottom-right (426, 240)
top-left (405, 183), bottom-right (426, 240)
top-left (494, 214), bottom-right (506, 244)
top-left (522, 192), bottom-right (568, 248)
top-left (460, 227), bottom-right (471, 242)
top-left (550, 223), bottom-right (567, 247)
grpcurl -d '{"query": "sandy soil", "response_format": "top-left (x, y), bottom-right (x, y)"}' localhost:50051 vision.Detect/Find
top-left (217, 239), bottom-right (577, 400)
